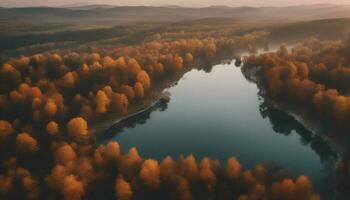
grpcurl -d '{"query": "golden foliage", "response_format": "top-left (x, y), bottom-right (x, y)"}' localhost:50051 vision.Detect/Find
top-left (67, 118), bottom-right (88, 141)
top-left (16, 132), bottom-right (38, 154)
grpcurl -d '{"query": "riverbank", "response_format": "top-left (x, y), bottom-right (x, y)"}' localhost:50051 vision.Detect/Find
top-left (89, 67), bottom-right (190, 136)
top-left (242, 65), bottom-right (350, 158)
top-left (88, 44), bottom-right (265, 138)
top-left (89, 52), bottom-right (238, 138)
top-left (90, 47), bottom-right (283, 143)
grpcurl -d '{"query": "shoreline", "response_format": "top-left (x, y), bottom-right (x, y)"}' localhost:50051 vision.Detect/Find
top-left (89, 52), bottom-right (238, 138)
top-left (89, 68), bottom-right (191, 137)
top-left (90, 48), bottom-right (278, 143)
top-left (89, 47), bottom-right (260, 139)
top-left (242, 66), bottom-right (350, 158)
top-left (266, 97), bottom-right (348, 156)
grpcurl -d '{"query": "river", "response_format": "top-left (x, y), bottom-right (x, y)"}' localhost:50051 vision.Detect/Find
top-left (98, 59), bottom-right (337, 199)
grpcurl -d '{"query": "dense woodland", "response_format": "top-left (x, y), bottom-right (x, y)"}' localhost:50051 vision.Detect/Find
top-left (244, 37), bottom-right (350, 129)
top-left (4, 4), bottom-right (350, 199)
top-left (243, 37), bottom-right (350, 197)
top-left (0, 31), bottom-right (320, 200)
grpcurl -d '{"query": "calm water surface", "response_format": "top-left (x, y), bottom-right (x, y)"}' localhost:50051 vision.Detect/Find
top-left (99, 61), bottom-right (337, 198)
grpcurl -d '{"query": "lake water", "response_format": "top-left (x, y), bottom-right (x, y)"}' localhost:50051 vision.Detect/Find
top-left (99, 61), bottom-right (337, 199)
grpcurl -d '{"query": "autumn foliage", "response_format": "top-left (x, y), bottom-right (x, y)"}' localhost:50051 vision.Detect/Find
top-left (41, 142), bottom-right (319, 200)
top-left (243, 37), bottom-right (350, 129)
top-left (0, 31), bottom-right (319, 200)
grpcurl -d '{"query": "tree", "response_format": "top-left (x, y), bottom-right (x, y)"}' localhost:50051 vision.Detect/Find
top-left (64, 52), bottom-right (83, 71)
top-left (54, 143), bottom-right (76, 165)
top-left (112, 93), bottom-right (129, 115)
top-left (86, 53), bottom-right (101, 65)
top-left (134, 82), bottom-right (144, 100)
top-left (44, 99), bottom-right (57, 117)
top-left (174, 55), bottom-right (184, 71)
top-left (0, 120), bottom-right (13, 142)
top-left (119, 148), bottom-right (142, 177)
top-left (160, 156), bottom-right (176, 179)
top-left (67, 118), bottom-right (88, 141)
top-left (296, 62), bottom-right (309, 79)
top-left (115, 177), bottom-right (133, 200)
top-left (106, 141), bottom-right (120, 160)
top-left (139, 159), bottom-right (160, 189)
top-left (185, 53), bottom-right (193, 63)
top-left (295, 176), bottom-right (313, 199)
top-left (95, 90), bottom-right (110, 114)
top-left (46, 121), bottom-right (59, 136)
top-left (127, 58), bottom-right (141, 80)
top-left (0, 63), bottom-right (21, 93)
top-left (225, 157), bottom-right (241, 181)
top-left (62, 72), bottom-right (76, 89)
top-left (45, 165), bottom-right (67, 192)
top-left (16, 132), bottom-right (38, 154)
top-left (136, 70), bottom-right (151, 89)
top-left (199, 157), bottom-right (216, 189)
top-left (62, 175), bottom-right (85, 200)
top-left (181, 155), bottom-right (198, 180)
top-left (120, 85), bottom-right (135, 102)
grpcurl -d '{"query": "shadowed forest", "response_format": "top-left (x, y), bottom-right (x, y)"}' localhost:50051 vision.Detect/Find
top-left (1, 3), bottom-right (350, 200)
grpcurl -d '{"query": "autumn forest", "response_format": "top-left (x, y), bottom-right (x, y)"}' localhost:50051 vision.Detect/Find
top-left (1, 2), bottom-right (350, 200)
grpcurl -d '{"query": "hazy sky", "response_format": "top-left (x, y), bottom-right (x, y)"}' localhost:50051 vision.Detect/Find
top-left (2, 0), bottom-right (350, 7)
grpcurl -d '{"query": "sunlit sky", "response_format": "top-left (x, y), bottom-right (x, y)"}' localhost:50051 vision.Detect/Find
top-left (2, 0), bottom-right (350, 7)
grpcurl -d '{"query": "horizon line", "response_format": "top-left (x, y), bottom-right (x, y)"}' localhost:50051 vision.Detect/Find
top-left (0, 3), bottom-right (348, 9)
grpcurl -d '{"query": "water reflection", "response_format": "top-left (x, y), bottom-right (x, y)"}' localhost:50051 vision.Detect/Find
top-left (259, 101), bottom-right (337, 199)
top-left (101, 68), bottom-right (338, 168)
top-left (97, 100), bottom-right (169, 142)
top-left (260, 101), bottom-right (337, 163)
top-left (98, 62), bottom-right (340, 199)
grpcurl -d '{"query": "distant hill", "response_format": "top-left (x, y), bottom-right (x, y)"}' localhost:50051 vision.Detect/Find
top-left (59, 3), bottom-right (116, 10)
top-left (2, 4), bottom-right (350, 26)
top-left (2, 4), bottom-right (350, 45)
top-left (268, 18), bottom-right (350, 43)
top-left (1, 15), bottom-right (350, 54)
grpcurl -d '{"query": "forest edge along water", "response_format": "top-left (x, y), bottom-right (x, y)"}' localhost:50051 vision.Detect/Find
top-left (5, 5), bottom-right (350, 200)
top-left (97, 50), bottom-right (343, 199)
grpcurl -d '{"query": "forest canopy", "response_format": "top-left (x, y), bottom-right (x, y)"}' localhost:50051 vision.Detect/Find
top-left (243, 37), bottom-right (350, 129)
top-left (0, 29), bottom-right (308, 200)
